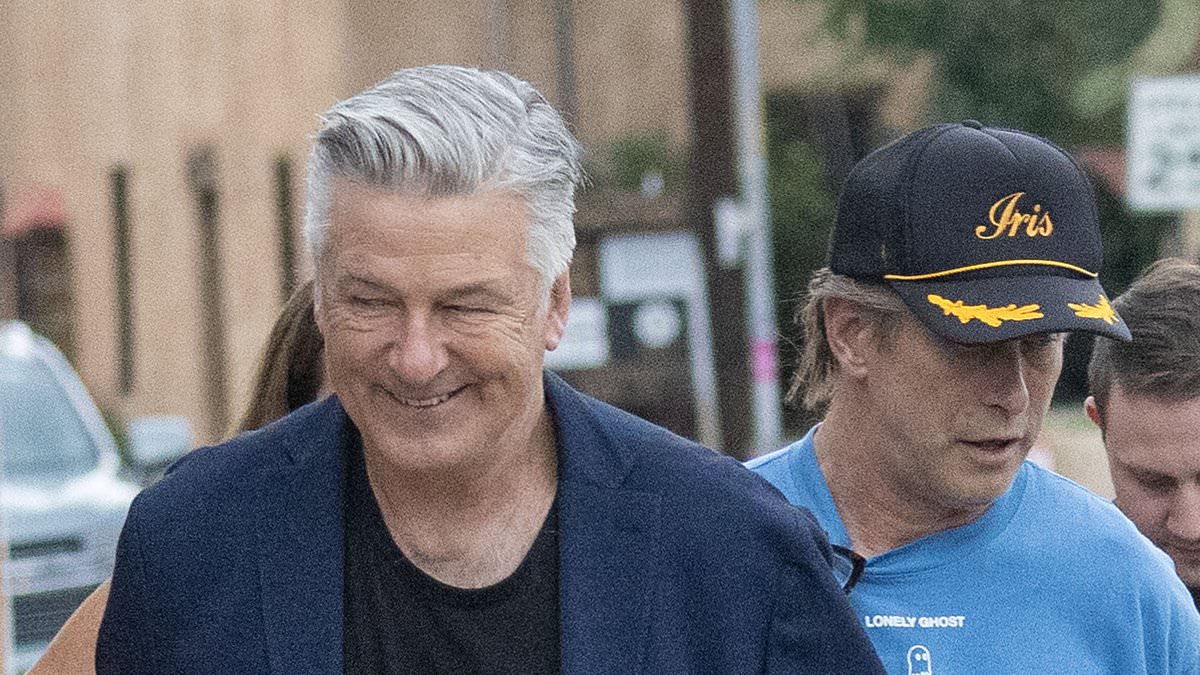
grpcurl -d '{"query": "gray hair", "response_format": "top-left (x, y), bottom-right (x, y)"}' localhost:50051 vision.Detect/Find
top-left (789, 268), bottom-right (908, 413)
top-left (304, 65), bottom-right (583, 290)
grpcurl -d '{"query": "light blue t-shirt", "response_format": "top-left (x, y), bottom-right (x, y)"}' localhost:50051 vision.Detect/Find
top-left (748, 427), bottom-right (1200, 674)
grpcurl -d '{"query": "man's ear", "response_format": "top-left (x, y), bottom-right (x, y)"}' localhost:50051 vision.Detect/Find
top-left (822, 296), bottom-right (880, 380)
top-left (1084, 396), bottom-right (1102, 429)
top-left (543, 272), bottom-right (572, 351)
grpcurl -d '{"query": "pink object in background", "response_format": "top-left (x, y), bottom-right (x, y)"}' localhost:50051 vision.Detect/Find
top-left (751, 338), bottom-right (777, 382)
top-left (1, 182), bottom-right (67, 237)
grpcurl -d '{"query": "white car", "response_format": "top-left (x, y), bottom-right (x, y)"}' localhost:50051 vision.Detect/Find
top-left (1, 321), bottom-right (141, 674)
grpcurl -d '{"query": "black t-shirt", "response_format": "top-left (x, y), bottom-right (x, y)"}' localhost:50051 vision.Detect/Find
top-left (342, 434), bottom-right (562, 674)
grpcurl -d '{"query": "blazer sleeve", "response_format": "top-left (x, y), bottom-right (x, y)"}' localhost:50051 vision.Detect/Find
top-left (763, 506), bottom-right (885, 674)
top-left (95, 495), bottom-right (163, 675)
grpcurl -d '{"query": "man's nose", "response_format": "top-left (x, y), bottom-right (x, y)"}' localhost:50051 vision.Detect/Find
top-left (981, 343), bottom-right (1030, 415)
top-left (387, 314), bottom-right (447, 383)
top-left (1166, 484), bottom-right (1200, 543)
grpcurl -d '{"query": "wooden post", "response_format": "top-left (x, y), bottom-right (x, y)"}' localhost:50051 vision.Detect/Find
top-left (0, 238), bottom-right (16, 322)
top-left (682, 0), bottom-right (755, 458)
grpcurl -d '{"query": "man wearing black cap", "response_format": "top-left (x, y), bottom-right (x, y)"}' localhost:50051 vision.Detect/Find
top-left (749, 121), bottom-right (1200, 673)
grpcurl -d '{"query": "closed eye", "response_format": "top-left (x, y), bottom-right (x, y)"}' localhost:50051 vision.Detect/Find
top-left (1137, 474), bottom-right (1177, 494)
top-left (350, 296), bottom-right (389, 309)
top-left (445, 304), bottom-right (494, 315)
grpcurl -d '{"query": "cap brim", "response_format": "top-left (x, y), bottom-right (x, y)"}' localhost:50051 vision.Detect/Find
top-left (888, 275), bottom-right (1131, 344)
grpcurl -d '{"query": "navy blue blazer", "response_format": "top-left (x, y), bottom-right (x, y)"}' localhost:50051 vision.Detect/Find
top-left (97, 372), bottom-right (883, 673)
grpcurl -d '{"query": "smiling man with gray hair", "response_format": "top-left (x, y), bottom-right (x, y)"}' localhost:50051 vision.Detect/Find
top-left (95, 65), bottom-right (883, 674)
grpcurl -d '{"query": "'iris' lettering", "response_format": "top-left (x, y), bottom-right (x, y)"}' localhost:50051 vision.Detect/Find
top-left (975, 192), bottom-right (1054, 239)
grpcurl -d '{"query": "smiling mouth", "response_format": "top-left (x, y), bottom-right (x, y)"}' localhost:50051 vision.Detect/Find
top-left (961, 438), bottom-right (1020, 453)
top-left (388, 385), bottom-right (467, 409)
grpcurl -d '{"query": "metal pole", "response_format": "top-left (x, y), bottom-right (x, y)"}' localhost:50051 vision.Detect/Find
top-left (729, 0), bottom-right (782, 454)
top-left (1, 433), bottom-right (8, 675)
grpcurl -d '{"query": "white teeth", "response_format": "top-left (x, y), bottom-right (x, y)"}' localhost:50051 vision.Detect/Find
top-left (395, 390), bottom-right (455, 408)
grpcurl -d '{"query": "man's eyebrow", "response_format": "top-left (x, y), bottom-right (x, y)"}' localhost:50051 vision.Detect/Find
top-left (338, 275), bottom-right (394, 293)
top-left (1123, 463), bottom-right (1177, 483)
top-left (445, 283), bottom-right (514, 302)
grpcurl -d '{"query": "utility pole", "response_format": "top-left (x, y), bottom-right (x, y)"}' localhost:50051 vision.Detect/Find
top-left (682, 0), bottom-right (752, 458)
top-left (683, 0), bottom-right (781, 458)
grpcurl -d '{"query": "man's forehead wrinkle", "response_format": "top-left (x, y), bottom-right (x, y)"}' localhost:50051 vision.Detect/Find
top-left (328, 223), bottom-right (530, 269)
top-left (334, 263), bottom-right (530, 301)
top-left (327, 221), bottom-right (525, 266)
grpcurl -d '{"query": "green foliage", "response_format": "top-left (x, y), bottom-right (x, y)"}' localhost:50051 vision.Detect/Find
top-left (596, 132), bottom-right (687, 195)
top-left (1095, 187), bottom-right (1176, 297)
top-left (824, 0), bottom-right (1162, 145)
top-left (820, 0), bottom-right (1172, 404)
top-left (768, 140), bottom-right (837, 307)
top-left (766, 124), bottom-right (838, 432)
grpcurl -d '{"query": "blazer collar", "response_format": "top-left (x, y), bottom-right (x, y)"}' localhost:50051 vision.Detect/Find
top-left (257, 397), bottom-right (348, 674)
top-left (545, 372), bottom-right (660, 675)
top-left (543, 370), bottom-right (636, 488)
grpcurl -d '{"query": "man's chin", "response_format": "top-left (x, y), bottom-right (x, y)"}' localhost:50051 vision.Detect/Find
top-left (362, 431), bottom-right (483, 472)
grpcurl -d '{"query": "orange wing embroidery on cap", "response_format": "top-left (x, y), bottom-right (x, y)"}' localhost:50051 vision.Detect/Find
top-left (927, 294), bottom-right (1044, 327)
top-left (1068, 295), bottom-right (1118, 325)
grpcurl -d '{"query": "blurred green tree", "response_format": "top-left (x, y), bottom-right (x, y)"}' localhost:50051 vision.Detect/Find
top-left (823, 0), bottom-right (1163, 145)
top-left (795, 0), bottom-right (1179, 402)
top-left (766, 124), bottom-right (838, 433)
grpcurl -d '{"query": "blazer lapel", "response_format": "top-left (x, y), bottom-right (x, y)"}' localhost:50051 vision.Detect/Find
top-left (547, 374), bottom-right (661, 675)
top-left (559, 481), bottom-right (661, 675)
top-left (257, 399), bottom-right (347, 675)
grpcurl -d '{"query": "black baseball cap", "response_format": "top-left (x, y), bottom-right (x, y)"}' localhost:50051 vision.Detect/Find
top-left (830, 120), bottom-right (1130, 343)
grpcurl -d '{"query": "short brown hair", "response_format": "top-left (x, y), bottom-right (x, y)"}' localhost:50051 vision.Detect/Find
top-left (788, 268), bottom-right (907, 413)
top-left (1088, 258), bottom-right (1200, 422)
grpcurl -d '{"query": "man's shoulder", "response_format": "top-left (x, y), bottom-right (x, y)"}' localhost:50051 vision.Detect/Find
top-left (132, 399), bottom-right (342, 521)
top-left (1020, 461), bottom-right (1139, 537)
top-left (1016, 462), bottom-right (1182, 578)
top-left (567, 388), bottom-right (825, 545)
top-left (1016, 463), bottom-right (1200, 651)
top-left (576, 390), bottom-right (790, 498)
top-left (744, 434), bottom-right (814, 504)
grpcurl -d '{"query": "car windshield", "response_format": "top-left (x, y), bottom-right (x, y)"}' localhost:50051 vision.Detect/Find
top-left (0, 351), bottom-right (99, 479)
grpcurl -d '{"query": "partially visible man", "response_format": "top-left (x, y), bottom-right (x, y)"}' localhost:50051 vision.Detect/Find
top-left (95, 65), bottom-right (883, 674)
top-left (750, 121), bottom-right (1200, 673)
top-left (1086, 257), bottom-right (1200, 608)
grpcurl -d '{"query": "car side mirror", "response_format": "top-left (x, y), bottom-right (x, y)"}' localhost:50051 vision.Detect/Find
top-left (126, 416), bottom-right (193, 480)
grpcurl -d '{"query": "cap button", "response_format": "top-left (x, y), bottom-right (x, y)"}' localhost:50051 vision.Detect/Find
top-left (962, 119), bottom-right (984, 130)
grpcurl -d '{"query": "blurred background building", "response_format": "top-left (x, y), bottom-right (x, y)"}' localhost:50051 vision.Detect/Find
top-left (1, 0), bottom-right (1198, 468)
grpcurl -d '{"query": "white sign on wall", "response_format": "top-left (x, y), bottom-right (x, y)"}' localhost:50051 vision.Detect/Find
top-left (598, 231), bottom-right (722, 449)
top-left (1127, 75), bottom-right (1200, 211)
top-left (544, 297), bottom-right (609, 371)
